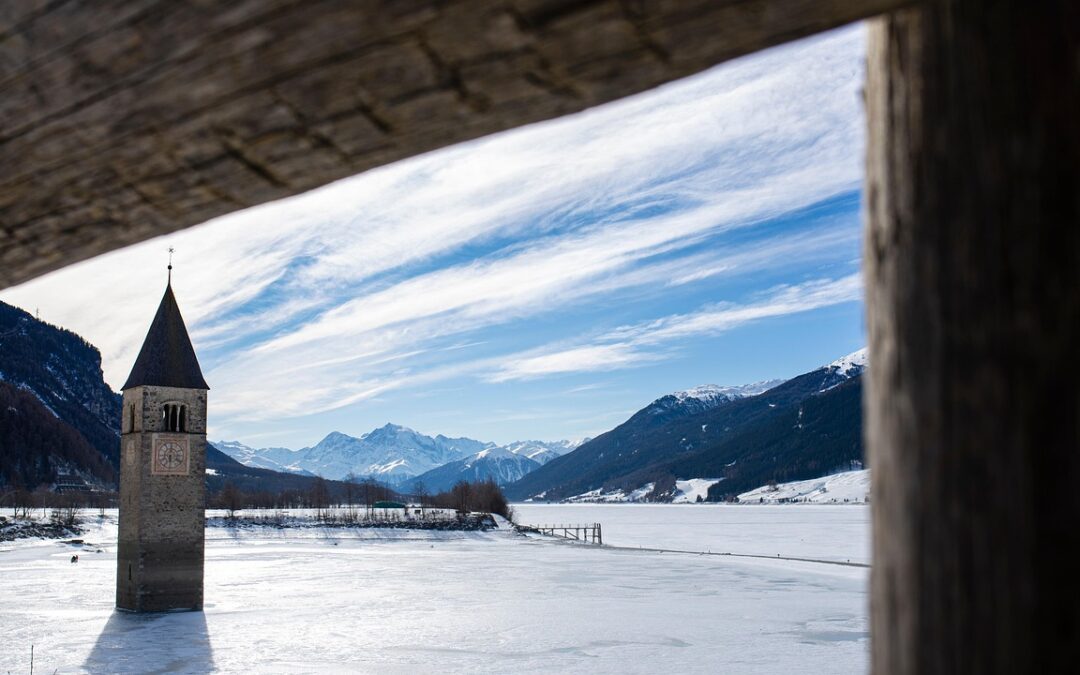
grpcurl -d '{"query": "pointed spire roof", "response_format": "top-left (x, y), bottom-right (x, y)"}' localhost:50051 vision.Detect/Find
top-left (122, 284), bottom-right (209, 390)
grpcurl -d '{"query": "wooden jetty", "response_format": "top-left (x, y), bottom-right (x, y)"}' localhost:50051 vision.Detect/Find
top-left (517, 523), bottom-right (602, 545)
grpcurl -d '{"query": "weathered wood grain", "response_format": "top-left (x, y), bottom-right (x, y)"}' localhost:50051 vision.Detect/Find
top-left (864, 0), bottom-right (1080, 672)
top-left (0, 0), bottom-right (912, 288)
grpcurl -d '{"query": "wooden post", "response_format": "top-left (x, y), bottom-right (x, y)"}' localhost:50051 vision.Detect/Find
top-left (865, 0), bottom-right (1079, 672)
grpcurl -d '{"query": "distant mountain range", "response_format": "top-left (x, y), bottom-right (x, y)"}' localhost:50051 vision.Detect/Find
top-left (214, 429), bottom-right (584, 487)
top-left (505, 350), bottom-right (866, 502)
top-left (1, 298), bottom-right (866, 504)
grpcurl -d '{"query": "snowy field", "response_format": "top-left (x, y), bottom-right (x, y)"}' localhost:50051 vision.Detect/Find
top-left (0, 506), bottom-right (869, 674)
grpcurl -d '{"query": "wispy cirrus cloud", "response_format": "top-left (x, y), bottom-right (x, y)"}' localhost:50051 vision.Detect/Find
top-left (1, 25), bottom-right (868, 446)
top-left (488, 273), bottom-right (862, 382)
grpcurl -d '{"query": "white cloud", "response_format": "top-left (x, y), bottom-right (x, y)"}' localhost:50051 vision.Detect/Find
top-left (1, 25), bottom-right (867, 440)
top-left (487, 344), bottom-right (658, 381)
top-left (488, 273), bottom-right (863, 382)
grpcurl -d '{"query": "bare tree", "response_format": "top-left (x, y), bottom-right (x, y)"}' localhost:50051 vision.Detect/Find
top-left (32, 485), bottom-right (51, 518)
top-left (221, 481), bottom-right (243, 519)
top-left (449, 480), bottom-right (472, 516)
top-left (413, 480), bottom-right (429, 520)
top-left (361, 478), bottom-right (379, 518)
top-left (14, 487), bottom-right (31, 519)
top-left (50, 494), bottom-right (80, 528)
top-left (343, 472), bottom-right (358, 508)
top-left (472, 478), bottom-right (509, 518)
top-left (94, 491), bottom-right (110, 518)
top-left (310, 477), bottom-right (330, 520)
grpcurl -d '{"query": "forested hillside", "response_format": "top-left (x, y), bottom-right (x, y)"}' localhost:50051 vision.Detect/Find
top-left (0, 302), bottom-right (121, 460)
top-left (506, 353), bottom-right (865, 502)
top-left (0, 382), bottom-right (116, 488)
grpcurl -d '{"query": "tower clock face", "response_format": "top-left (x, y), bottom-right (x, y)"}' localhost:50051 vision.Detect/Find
top-left (157, 442), bottom-right (185, 469)
top-left (151, 435), bottom-right (190, 475)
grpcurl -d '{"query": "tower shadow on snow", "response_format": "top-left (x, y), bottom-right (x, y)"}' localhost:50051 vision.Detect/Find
top-left (84, 610), bottom-right (214, 673)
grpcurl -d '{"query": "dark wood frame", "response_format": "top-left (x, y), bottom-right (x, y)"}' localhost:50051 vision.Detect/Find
top-left (2, 1), bottom-right (1076, 670)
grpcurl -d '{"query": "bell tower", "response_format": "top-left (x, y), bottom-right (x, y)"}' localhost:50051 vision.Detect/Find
top-left (116, 271), bottom-right (209, 612)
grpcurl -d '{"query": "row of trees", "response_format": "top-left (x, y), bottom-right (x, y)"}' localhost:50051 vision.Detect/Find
top-left (2, 476), bottom-right (512, 523)
top-left (209, 477), bottom-right (512, 520)
top-left (1, 488), bottom-right (116, 529)
top-left (211, 475), bottom-right (401, 515)
top-left (2, 487), bottom-right (115, 517)
top-left (438, 478), bottom-right (511, 519)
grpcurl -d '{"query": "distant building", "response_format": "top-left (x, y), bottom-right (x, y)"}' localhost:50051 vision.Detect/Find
top-left (54, 470), bottom-right (91, 494)
top-left (373, 500), bottom-right (407, 510)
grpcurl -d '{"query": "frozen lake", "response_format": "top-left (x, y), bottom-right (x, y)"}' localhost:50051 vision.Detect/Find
top-left (514, 503), bottom-right (871, 565)
top-left (0, 506), bottom-right (869, 673)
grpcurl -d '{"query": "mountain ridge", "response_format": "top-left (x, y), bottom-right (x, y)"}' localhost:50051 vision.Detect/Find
top-left (505, 350), bottom-right (866, 502)
top-left (214, 426), bottom-right (584, 485)
top-left (409, 447), bottom-right (543, 493)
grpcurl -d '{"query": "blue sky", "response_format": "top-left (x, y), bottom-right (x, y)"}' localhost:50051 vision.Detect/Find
top-left (1, 26), bottom-right (867, 449)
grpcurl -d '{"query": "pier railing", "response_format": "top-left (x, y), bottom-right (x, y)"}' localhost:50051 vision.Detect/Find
top-left (516, 523), bottom-right (602, 545)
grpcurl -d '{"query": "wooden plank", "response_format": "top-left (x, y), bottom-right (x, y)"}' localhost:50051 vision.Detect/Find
top-left (0, 0), bottom-right (915, 289)
top-left (864, 0), bottom-right (1080, 671)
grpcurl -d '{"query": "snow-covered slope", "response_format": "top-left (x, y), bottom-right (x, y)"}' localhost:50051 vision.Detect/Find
top-left (411, 447), bottom-right (542, 492)
top-left (738, 469), bottom-right (870, 504)
top-left (673, 381), bottom-right (784, 405)
top-left (561, 483), bottom-right (656, 503)
top-left (212, 440), bottom-right (305, 474)
top-left (646, 380), bottom-right (786, 420)
top-left (501, 439), bottom-right (586, 465)
top-left (672, 478), bottom-right (725, 503)
top-left (822, 348), bottom-right (867, 382)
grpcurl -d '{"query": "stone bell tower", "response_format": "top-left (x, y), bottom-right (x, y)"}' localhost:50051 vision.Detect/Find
top-left (116, 272), bottom-right (209, 612)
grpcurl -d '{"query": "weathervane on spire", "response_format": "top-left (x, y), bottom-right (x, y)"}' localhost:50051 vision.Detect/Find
top-left (168, 246), bottom-right (174, 284)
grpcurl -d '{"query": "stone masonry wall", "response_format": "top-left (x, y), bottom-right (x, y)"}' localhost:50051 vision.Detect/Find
top-left (117, 384), bottom-right (207, 612)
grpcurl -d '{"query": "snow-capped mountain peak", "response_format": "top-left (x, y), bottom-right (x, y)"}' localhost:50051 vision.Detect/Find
top-left (413, 446), bottom-right (542, 491)
top-left (469, 446), bottom-right (516, 463)
top-left (645, 379), bottom-right (786, 420)
top-left (811, 347), bottom-right (869, 393)
top-left (215, 427), bottom-right (581, 485)
top-left (360, 423), bottom-right (421, 444)
top-left (672, 381), bottom-right (784, 404)
top-left (825, 348), bottom-right (868, 378)
top-left (502, 439), bottom-right (585, 465)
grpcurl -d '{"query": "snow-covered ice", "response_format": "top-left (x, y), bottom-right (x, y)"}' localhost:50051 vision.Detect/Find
top-left (0, 505), bottom-right (868, 673)
top-left (515, 502), bottom-right (870, 565)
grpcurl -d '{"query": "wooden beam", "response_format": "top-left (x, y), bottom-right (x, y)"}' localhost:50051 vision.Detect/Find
top-left (864, 0), bottom-right (1079, 671)
top-left (0, 0), bottom-right (914, 289)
